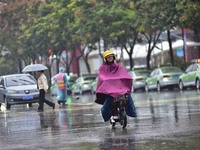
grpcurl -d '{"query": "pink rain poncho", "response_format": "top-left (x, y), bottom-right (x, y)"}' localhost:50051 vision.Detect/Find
top-left (95, 62), bottom-right (132, 105)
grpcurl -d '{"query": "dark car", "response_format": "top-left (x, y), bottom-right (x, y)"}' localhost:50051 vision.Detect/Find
top-left (0, 74), bottom-right (39, 109)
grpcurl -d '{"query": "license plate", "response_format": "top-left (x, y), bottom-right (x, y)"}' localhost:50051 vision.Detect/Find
top-left (23, 95), bottom-right (33, 100)
top-left (172, 75), bottom-right (179, 78)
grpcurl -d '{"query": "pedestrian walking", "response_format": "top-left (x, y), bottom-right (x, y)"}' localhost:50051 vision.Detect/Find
top-left (36, 70), bottom-right (55, 112)
top-left (54, 67), bottom-right (69, 107)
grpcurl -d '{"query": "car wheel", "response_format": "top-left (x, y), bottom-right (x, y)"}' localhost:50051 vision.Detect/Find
top-left (132, 86), bottom-right (135, 93)
top-left (28, 103), bottom-right (33, 107)
top-left (196, 79), bottom-right (200, 89)
top-left (79, 88), bottom-right (83, 95)
top-left (71, 90), bottom-right (75, 95)
top-left (157, 83), bottom-right (161, 92)
top-left (91, 88), bottom-right (95, 94)
top-left (145, 84), bottom-right (149, 92)
top-left (4, 97), bottom-right (11, 110)
top-left (179, 80), bottom-right (184, 91)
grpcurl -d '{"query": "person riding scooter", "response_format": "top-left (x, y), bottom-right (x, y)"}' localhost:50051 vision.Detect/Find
top-left (95, 50), bottom-right (137, 122)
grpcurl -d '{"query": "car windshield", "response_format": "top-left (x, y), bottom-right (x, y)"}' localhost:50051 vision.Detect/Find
top-left (161, 67), bottom-right (182, 73)
top-left (69, 76), bottom-right (77, 83)
top-left (6, 75), bottom-right (36, 87)
top-left (135, 71), bottom-right (150, 76)
top-left (83, 76), bottom-right (96, 81)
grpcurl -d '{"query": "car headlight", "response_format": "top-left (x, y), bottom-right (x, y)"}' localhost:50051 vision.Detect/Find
top-left (7, 89), bottom-right (18, 94)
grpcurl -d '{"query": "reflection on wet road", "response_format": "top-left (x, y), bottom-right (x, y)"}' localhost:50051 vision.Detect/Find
top-left (0, 90), bottom-right (200, 149)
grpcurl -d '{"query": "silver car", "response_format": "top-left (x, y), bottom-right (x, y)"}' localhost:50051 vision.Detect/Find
top-left (0, 74), bottom-right (39, 109)
top-left (129, 69), bottom-right (150, 92)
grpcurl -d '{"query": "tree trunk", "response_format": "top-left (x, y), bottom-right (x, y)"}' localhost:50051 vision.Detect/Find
top-left (68, 50), bottom-right (76, 74)
top-left (76, 57), bottom-right (80, 76)
top-left (56, 57), bottom-right (59, 73)
top-left (129, 55), bottom-right (134, 70)
top-left (98, 40), bottom-right (103, 61)
top-left (193, 25), bottom-right (200, 58)
top-left (167, 30), bottom-right (174, 66)
top-left (85, 52), bottom-right (91, 74)
top-left (194, 24), bottom-right (200, 42)
top-left (84, 57), bottom-right (91, 74)
top-left (146, 51), bottom-right (151, 70)
top-left (65, 54), bottom-right (69, 75)
top-left (18, 58), bottom-right (22, 73)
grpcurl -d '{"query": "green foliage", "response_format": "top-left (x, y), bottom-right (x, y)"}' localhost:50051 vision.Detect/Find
top-left (176, 0), bottom-right (200, 27)
top-left (136, 0), bottom-right (180, 32)
top-left (0, 0), bottom-right (200, 74)
top-left (0, 56), bottom-right (18, 75)
top-left (163, 54), bottom-right (191, 71)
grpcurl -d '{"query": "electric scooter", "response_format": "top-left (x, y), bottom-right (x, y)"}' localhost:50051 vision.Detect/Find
top-left (110, 94), bottom-right (128, 129)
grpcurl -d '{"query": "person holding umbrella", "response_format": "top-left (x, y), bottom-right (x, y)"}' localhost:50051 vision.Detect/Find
top-left (36, 70), bottom-right (55, 112)
top-left (22, 64), bottom-right (56, 112)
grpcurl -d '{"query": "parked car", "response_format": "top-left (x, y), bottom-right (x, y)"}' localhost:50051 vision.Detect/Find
top-left (51, 74), bottom-right (77, 95)
top-left (0, 74), bottom-right (39, 109)
top-left (145, 66), bottom-right (183, 92)
top-left (179, 62), bottom-right (200, 90)
top-left (72, 75), bottom-right (97, 95)
top-left (129, 69), bottom-right (150, 92)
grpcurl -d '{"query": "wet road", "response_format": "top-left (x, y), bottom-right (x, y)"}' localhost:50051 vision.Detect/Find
top-left (0, 90), bottom-right (200, 150)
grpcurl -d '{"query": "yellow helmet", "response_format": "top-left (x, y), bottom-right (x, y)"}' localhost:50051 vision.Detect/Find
top-left (103, 50), bottom-right (114, 61)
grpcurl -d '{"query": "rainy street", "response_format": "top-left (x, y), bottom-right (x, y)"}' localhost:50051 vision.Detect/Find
top-left (1, 90), bottom-right (200, 150)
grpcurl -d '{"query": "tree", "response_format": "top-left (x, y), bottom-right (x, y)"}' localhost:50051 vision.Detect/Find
top-left (177, 0), bottom-right (200, 42)
top-left (135, 0), bottom-right (181, 69)
top-left (74, 0), bottom-right (138, 69)
top-left (0, 0), bottom-right (43, 72)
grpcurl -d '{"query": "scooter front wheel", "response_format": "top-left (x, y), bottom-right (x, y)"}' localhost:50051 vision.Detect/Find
top-left (120, 116), bottom-right (127, 129)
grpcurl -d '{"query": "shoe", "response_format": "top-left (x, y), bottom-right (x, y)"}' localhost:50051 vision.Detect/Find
top-left (37, 109), bottom-right (43, 112)
top-left (110, 117), bottom-right (115, 123)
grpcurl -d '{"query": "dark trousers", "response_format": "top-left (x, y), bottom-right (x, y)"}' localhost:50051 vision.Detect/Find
top-left (38, 89), bottom-right (54, 111)
top-left (101, 94), bottom-right (137, 122)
